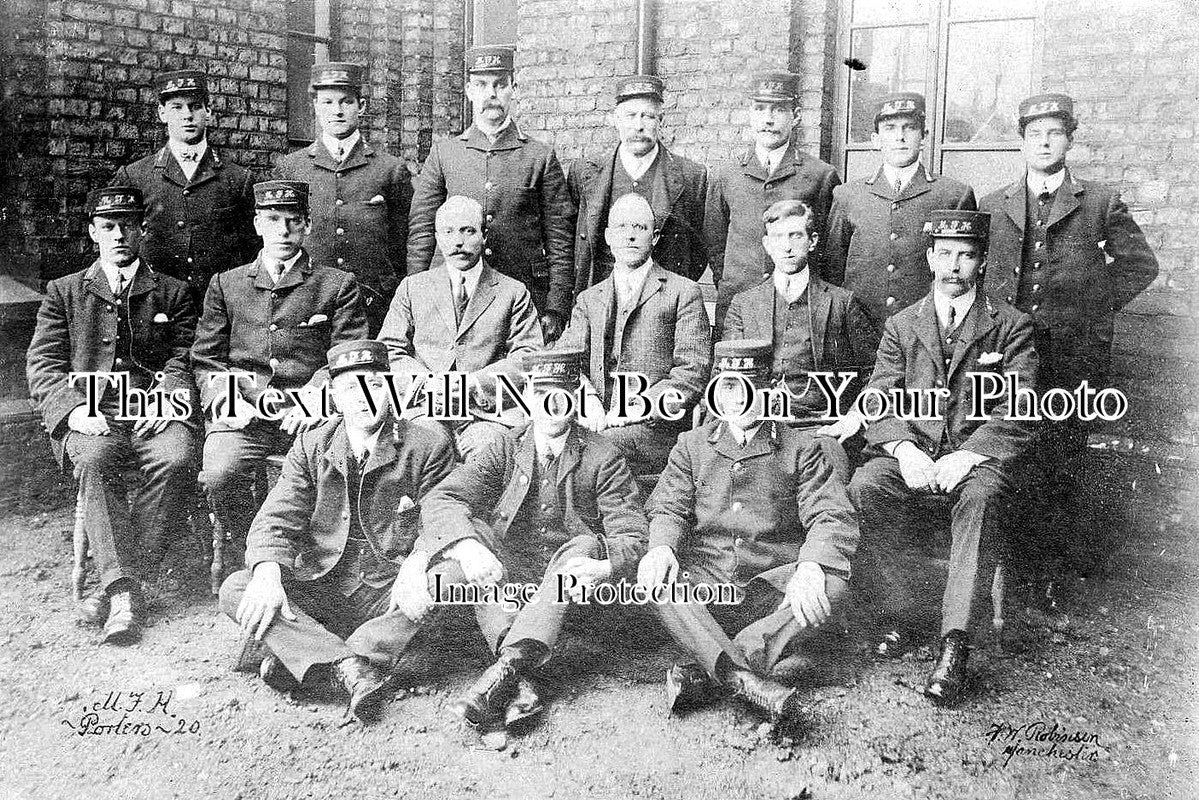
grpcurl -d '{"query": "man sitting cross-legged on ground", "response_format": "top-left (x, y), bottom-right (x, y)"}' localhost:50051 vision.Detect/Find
top-left (219, 340), bottom-right (456, 722)
top-left (403, 348), bottom-right (647, 731)
top-left (638, 340), bottom-right (860, 724)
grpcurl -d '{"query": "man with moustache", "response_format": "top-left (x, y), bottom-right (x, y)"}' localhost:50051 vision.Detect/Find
top-left (274, 63), bottom-right (413, 335)
top-left (27, 186), bottom-right (199, 644)
top-left (571, 76), bottom-right (709, 289)
top-left (379, 195), bottom-right (543, 460)
top-left (979, 94), bottom-right (1158, 594)
top-left (638, 340), bottom-right (859, 723)
top-left (193, 181), bottom-right (368, 563)
top-left (825, 92), bottom-right (977, 329)
top-left (219, 340), bottom-right (457, 722)
top-left (705, 72), bottom-right (842, 330)
top-left (410, 349), bottom-right (647, 730)
top-left (723, 200), bottom-right (878, 441)
top-left (407, 45), bottom-right (574, 342)
top-left (556, 193), bottom-right (712, 476)
top-left (114, 70), bottom-right (256, 302)
top-left (831, 211), bottom-right (1038, 705)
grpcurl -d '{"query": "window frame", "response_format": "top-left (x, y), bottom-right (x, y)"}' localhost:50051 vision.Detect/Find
top-left (286, 0), bottom-right (340, 147)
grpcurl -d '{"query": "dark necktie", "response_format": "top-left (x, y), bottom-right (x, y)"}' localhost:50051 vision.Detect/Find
top-left (115, 271), bottom-right (129, 298)
top-left (894, 177), bottom-right (903, 198)
top-left (947, 304), bottom-right (957, 333)
top-left (180, 150), bottom-right (199, 163)
top-left (453, 278), bottom-right (469, 327)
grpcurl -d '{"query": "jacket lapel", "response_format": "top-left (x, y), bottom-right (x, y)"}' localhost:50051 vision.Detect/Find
top-left (185, 147), bottom-right (222, 189)
top-left (336, 138), bottom-right (372, 173)
top-left (913, 295), bottom-right (946, 384)
top-left (1004, 177), bottom-right (1027, 232)
top-left (555, 428), bottom-right (582, 486)
top-left (271, 252), bottom-right (309, 292)
top-left (322, 424), bottom-right (352, 478)
top-left (457, 265), bottom-right (499, 339)
top-left (155, 146), bottom-right (189, 188)
top-left (898, 164), bottom-right (934, 201)
top-left (767, 140), bottom-right (804, 183)
top-left (360, 421), bottom-right (399, 480)
top-left (84, 260), bottom-right (116, 304)
top-left (510, 429), bottom-right (536, 508)
top-left (650, 149), bottom-right (685, 234)
top-left (127, 263), bottom-right (158, 299)
top-left (1046, 171), bottom-right (1083, 229)
top-left (947, 295), bottom-right (997, 380)
top-left (865, 166), bottom-right (895, 201)
top-left (590, 280), bottom-right (614, 392)
top-left (808, 275), bottom-right (830, 368)
top-left (712, 421), bottom-right (775, 461)
top-left (739, 146), bottom-right (769, 183)
top-left (307, 140), bottom-right (340, 173)
top-left (428, 268), bottom-right (457, 337)
top-left (626, 261), bottom-right (666, 317)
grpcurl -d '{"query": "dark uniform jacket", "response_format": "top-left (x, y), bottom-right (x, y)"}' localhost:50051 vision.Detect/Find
top-left (825, 164), bottom-right (976, 327)
top-left (273, 138), bottom-right (412, 327)
top-left (379, 263), bottom-right (543, 380)
top-left (406, 123), bottom-right (576, 320)
top-left (864, 292), bottom-right (1038, 464)
top-left (191, 251), bottom-right (368, 417)
top-left (979, 171), bottom-right (1158, 390)
top-left (419, 425), bottom-right (648, 581)
top-left (555, 262), bottom-right (712, 412)
top-left (569, 146), bottom-right (709, 289)
top-left (26, 260), bottom-right (199, 465)
top-left (647, 419), bottom-right (859, 590)
top-left (244, 417), bottom-right (456, 585)
top-left (723, 273), bottom-right (879, 411)
top-left (113, 146), bottom-right (256, 297)
top-left (704, 140), bottom-right (841, 323)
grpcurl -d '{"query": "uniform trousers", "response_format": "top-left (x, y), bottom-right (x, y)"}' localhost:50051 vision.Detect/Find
top-left (65, 421), bottom-right (196, 591)
top-left (200, 420), bottom-right (294, 543)
top-left (603, 420), bottom-right (685, 476)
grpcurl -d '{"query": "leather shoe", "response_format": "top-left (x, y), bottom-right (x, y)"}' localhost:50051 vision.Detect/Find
top-left (504, 676), bottom-right (545, 726)
top-left (665, 663), bottom-right (719, 715)
top-left (924, 631), bottom-right (970, 705)
top-left (453, 654), bottom-right (520, 727)
top-left (101, 590), bottom-right (141, 645)
top-left (333, 656), bottom-right (391, 722)
top-left (77, 592), bottom-right (109, 626)
top-left (259, 653), bottom-right (300, 694)
top-left (727, 669), bottom-right (800, 724)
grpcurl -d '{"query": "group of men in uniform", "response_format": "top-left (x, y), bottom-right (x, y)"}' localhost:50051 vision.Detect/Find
top-left (25, 41), bottom-right (1158, 731)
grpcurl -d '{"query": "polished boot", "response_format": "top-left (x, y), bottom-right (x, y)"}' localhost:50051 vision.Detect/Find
top-left (333, 656), bottom-right (391, 722)
top-left (259, 653), bottom-right (300, 694)
top-left (453, 653), bottom-right (521, 727)
top-left (727, 669), bottom-right (800, 723)
top-left (78, 592), bottom-right (109, 626)
top-left (924, 631), bottom-right (970, 705)
top-left (504, 676), bottom-right (545, 726)
top-left (101, 588), bottom-right (142, 645)
top-left (665, 663), bottom-right (720, 715)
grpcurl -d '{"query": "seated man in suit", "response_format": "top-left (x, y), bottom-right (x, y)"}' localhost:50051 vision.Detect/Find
top-left (379, 194), bottom-right (544, 461)
top-left (408, 349), bottom-right (647, 730)
top-left (26, 186), bottom-right (199, 644)
top-left (556, 192), bottom-right (712, 475)
top-left (193, 180), bottom-right (369, 559)
top-left (724, 199), bottom-right (878, 464)
top-left (638, 340), bottom-right (859, 724)
top-left (220, 340), bottom-right (457, 722)
top-left (826, 210), bottom-right (1038, 705)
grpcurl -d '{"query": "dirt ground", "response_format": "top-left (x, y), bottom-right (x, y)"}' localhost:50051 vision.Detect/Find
top-left (1, 488), bottom-right (1196, 800)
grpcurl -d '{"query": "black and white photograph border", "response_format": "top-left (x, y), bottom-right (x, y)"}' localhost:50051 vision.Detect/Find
top-left (1, 0), bottom-right (1196, 798)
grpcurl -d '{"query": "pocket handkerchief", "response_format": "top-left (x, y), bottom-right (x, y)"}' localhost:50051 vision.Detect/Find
top-left (977, 351), bottom-right (1004, 366)
top-left (366, 194), bottom-right (385, 205)
top-left (152, 313), bottom-right (170, 323)
top-left (301, 313), bottom-right (329, 327)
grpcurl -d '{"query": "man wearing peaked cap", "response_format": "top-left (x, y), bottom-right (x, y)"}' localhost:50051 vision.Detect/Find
top-left (274, 62), bottom-right (414, 336)
top-left (825, 91), bottom-right (977, 329)
top-left (193, 180), bottom-right (369, 569)
top-left (638, 338), bottom-right (859, 724)
top-left (571, 74), bottom-right (709, 290)
top-left (219, 339), bottom-right (457, 722)
top-left (413, 346), bottom-right (647, 732)
top-left (830, 208), bottom-right (1038, 706)
top-left (705, 71), bottom-right (842, 331)
top-left (113, 69), bottom-right (256, 303)
top-left (27, 185), bottom-right (200, 645)
top-left (978, 92), bottom-right (1158, 602)
top-left (407, 44), bottom-right (575, 343)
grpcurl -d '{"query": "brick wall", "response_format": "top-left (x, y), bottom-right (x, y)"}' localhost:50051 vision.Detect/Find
top-left (1043, 0), bottom-right (1199, 441)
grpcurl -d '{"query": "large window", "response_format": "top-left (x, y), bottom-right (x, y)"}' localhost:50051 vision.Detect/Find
top-left (833, 0), bottom-right (1044, 195)
top-left (286, 0), bottom-right (339, 145)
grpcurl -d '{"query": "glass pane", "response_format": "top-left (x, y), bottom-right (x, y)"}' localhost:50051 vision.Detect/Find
top-left (943, 19), bottom-right (1035, 143)
top-left (845, 149), bottom-right (883, 183)
top-left (853, 0), bottom-right (930, 25)
top-left (939, 149), bottom-right (1026, 197)
top-left (949, 0), bottom-right (1038, 18)
top-left (848, 26), bottom-right (928, 144)
top-left (473, 0), bottom-right (519, 46)
top-left (287, 37), bottom-right (316, 142)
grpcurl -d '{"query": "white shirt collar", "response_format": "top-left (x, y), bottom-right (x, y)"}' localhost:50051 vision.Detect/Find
top-left (933, 288), bottom-right (977, 332)
top-left (323, 129), bottom-right (361, 162)
top-left (102, 259), bottom-right (141, 294)
top-left (619, 143), bottom-right (660, 181)
top-left (772, 267), bottom-right (810, 305)
top-left (449, 262), bottom-right (484, 297)
top-left (477, 116), bottom-right (513, 142)
top-left (883, 161), bottom-right (921, 193)
top-left (169, 138), bottom-right (208, 178)
top-left (1027, 168), bottom-right (1066, 196)
top-left (534, 428), bottom-right (570, 461)
top-left (729, 421), bottom-right (763, 447)
top-left (346, 426), bottom-right (383, 463)
top-left (755, 140), bottom-right (789, 173)
top-left (611, 259), bottom-right (652, 304)
top-left (264, 250), bottom-right (304, 280)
